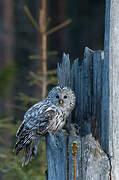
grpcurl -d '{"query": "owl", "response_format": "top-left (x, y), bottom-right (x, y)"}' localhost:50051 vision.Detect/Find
top-left (14, 86), bottom-right (75, 166)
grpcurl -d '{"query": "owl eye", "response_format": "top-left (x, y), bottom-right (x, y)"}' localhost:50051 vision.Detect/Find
top-left (64, 95), bottom-right (67, 99)
top-left (56, 95), bottom-right (59, 98)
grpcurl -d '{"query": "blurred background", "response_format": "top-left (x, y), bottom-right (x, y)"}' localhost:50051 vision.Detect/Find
top-left (0, 0), bottom-right (105, 179)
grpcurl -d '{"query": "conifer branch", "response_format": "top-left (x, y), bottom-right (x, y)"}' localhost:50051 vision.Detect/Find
top-left (46, 19), bottom-right (72, 36)
top-left (24, 6), bottom-right (40, 32)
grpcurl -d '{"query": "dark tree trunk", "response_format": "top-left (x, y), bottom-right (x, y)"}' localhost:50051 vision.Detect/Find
top-left (0, 0), bottom-right (15, 115)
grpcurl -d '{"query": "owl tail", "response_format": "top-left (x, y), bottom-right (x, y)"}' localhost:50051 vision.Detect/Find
top-left (22, 138), bottom-right (40, 166)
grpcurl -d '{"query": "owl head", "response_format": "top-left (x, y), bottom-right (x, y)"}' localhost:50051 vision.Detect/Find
top-left (47, 86), bottom-right (75, 112)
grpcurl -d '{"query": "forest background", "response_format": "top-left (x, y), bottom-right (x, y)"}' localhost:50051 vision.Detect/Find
top-left (0, 0), bottom-right (104, 179)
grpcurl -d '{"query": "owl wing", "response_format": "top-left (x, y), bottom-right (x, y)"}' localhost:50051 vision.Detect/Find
top-left (15, 103), bottom-right (57, 154)
top-left (16, 104), bottom-right (57, 138)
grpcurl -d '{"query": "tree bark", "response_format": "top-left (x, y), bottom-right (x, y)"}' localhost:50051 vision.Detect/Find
top-left (0, 0), bottom-right (15, 115)
top-left (46, 51), bottom-right (110, 180)
top-left (102, 0), bottom-right (119, 178)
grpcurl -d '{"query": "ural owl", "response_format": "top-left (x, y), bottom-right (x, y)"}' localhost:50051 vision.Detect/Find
top-left (14, 86), bottom-right (75, 166)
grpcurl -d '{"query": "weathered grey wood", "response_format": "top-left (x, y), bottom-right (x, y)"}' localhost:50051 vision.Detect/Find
top-left (58, 53), bottom-right (71, 88)
top-left (81, 135), bottom-right (110, 180)
top-left (46, 51), bottom-right (110, 179)
top-left (71, 48), bottom-right (110, 179)
top-left (92, 51), bottom-right (103, 142)
top-left (102, 0), bottom-right (119, 178)
top-left (101, 0), bottom-right (110, 155)
top-left (71, 47), bottom-right (93, 136)
top-left (46, 132), bottom-right (67, 180)
top-left (46, 53), bottom-right (71, 180)
top-left (72, 48), bottom-right (104, 140)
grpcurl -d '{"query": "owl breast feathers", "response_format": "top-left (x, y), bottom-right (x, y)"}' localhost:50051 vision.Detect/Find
top-left (14, 86), bottom-right (75, 166)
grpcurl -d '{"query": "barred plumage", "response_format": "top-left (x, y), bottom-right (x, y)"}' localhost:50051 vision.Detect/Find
top-left (14, 86), bottom-right (75, 166)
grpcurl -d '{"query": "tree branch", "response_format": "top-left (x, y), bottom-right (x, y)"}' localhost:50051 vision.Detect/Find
top-left (24, 6), bottom-right (40, 32)
top-left (46, 19), bottom-right (72, 36)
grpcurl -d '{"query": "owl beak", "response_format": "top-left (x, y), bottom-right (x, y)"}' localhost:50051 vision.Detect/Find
top-left (59, 99), bottom-right (63, 105)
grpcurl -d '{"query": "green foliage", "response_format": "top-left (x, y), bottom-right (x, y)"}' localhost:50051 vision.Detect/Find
top-left (0, 62), bottom-right (16, 97)
top-left (0, 61), bottom-right (57, 180)
top-left (0, 113), bottom-right (47, 179)
top-left (0, 103), bottom-right (47, 180)
top-left (0, 4), bottom-right (58, 179)
top-left (0, 72), bottom-right (48, 180)
top-left (15, 93), bottom-right (39, 111)
top-left (0, 115), bottom-right (16, 136)
top-left (0, 140), bottom-right (47, 180)
top-left (28, 69), bottom-right (57, 87)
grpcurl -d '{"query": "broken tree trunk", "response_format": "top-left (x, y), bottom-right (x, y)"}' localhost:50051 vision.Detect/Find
top-left (46, 0), bottom-right (119, 178)
top-left (102, 0), bottom-right (119, 179)
top-left (46, 50), bottom-right (110, 180)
